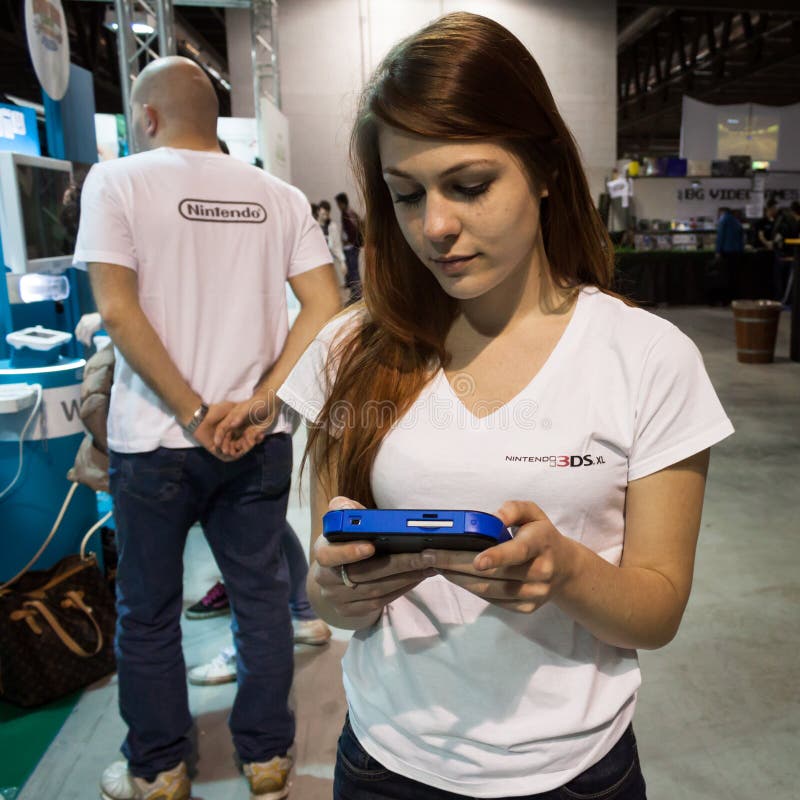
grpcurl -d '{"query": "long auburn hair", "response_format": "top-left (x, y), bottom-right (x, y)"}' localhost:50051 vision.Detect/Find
top-left (306, 12), bottom-right (614, 505)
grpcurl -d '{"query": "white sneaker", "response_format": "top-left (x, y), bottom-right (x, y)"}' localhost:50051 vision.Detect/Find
top-left (100, 760), bottom-right (190, 800)
top-left (188, 620), bottom-right (331, 686)
top-left (292, 617), bottom-right (332, 646)
top-left (187, 645), bottom-right (236, 685)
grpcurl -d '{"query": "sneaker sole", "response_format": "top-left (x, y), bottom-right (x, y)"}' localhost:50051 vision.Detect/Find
top-left (184, 607), bottom-right (230, 620)
top-left (293, 635), bottom-right (331, 646)
top-left (250, 785), bottom-right (290, 800)
top-left (101, 786), bottom-right (191, 800)
top-left (188, 672), bottom-right (237, 686)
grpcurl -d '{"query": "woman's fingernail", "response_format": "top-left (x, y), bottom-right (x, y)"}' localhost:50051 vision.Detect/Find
top-left (330, 496), bottom-right (356, 510)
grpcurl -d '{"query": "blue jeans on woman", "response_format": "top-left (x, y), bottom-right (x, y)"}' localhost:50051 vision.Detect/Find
top-left (109, 434), bottom-right (295, 780)
top-left (334, 715), bottom-right (647, 800)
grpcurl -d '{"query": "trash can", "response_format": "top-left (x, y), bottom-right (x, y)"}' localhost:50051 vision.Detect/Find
top-left (731, 300), bottom-right (783, 363)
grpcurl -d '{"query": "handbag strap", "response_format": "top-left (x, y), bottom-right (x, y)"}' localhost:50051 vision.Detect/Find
top-left (0, 482), bottom-right (78, 591)
top-left (16, 591), bottom-right (104, 658)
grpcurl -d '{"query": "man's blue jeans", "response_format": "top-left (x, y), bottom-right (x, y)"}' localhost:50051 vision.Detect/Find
top-left (109, 434), bottom-right (294, 780)
top-left (344, 246), bottom-right (362, 302)
top-left (285, 522), bottom-right (316, 621)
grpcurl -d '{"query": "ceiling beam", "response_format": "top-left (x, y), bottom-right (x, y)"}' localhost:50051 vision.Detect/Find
top-left (79, 0), bottom-right (250, 6)
top-left (618, 8), bottom-right (671, 50)
top-left (619, 13), bottom-right (799, 118)
top-left (622, 2), bottom-right (800, 12)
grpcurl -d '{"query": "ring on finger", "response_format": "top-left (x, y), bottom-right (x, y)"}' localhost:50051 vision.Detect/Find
top-left (340, 564), bottom-right (358, 589)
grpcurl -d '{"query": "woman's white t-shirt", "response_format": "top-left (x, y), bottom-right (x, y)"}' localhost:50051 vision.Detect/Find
top-left (278, 286), bottom-right (734, 797)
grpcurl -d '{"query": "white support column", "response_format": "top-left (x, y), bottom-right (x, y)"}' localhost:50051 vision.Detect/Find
top-left (251, 0), bottom-right (280, 110)
top-left (225, 7), bottom-right (255, 117)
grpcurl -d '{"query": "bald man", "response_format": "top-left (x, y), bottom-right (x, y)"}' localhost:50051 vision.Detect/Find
top-left (74, 57), bottom-right (341, 800)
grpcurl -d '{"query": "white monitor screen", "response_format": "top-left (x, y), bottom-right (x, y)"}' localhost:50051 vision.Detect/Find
top-left (716, 111), bottom-right (779, 161)
top-left (15, 163), bottom-right (73, 260)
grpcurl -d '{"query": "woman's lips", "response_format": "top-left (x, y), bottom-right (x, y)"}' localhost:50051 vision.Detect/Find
top-left (432, 255), bottom-right (477, 275)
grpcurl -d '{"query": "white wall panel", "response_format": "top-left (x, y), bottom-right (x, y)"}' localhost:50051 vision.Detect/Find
top-left (277, 0), bottom-right (616, 208)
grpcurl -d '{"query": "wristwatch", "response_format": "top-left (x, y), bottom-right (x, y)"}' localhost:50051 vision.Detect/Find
top-left (182, 403), bottom-right (209, 435)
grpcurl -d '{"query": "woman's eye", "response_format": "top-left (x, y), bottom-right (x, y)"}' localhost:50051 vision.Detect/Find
top-left (456, 181), bottom-right (491, 199)
top-left (393, 190), bottom-right (424, 206)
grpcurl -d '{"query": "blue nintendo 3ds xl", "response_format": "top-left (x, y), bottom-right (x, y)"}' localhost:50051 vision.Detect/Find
top-left (322, 509), bottom-right (511, 553)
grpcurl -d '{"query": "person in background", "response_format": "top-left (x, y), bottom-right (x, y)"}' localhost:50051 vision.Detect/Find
top-left (754, 199), bottom-right (779, 250)
top-left (75, 56), bottom-right (340, 800)
top-left (772, 200), bottom-right (800, 302)
top-left (318, 199), bottom-right (347, 288)
top-left (335, 191), bottom-right (363, 303)
top-left (712, 206), bottom-right (743, 306)
top-left (716, 207), bottom-right (744, 255)
top-left (273, 13), bottom-right (733, 800)
top-left (60, 179), bottom-right (83, 252)
top-left (619, 225), bottom-right (637, 250)
top-left (186, 523), bottom-right (332, 686)
top-left (75, 311), bottom-right (104, 347)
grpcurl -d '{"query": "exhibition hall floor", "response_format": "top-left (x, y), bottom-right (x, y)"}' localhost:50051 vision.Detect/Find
top-left (18, 306), bottom-right (799, 800)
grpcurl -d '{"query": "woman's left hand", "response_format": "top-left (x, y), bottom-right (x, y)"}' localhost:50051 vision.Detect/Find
top-left (426, 501), bottom-right (579, 613)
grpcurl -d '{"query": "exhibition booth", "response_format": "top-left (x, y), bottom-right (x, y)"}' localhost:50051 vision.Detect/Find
top-left (607, 99), bottom-right (800, 357)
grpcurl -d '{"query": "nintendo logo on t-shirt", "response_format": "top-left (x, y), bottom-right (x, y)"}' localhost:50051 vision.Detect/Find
top-left (179, 199), bottom-right (267, 223)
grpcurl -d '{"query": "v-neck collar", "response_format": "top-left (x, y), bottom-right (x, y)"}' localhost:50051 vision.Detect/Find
top-left (436, 287), bottom-right (588, 423)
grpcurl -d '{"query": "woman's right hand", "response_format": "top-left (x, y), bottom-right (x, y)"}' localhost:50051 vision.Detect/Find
top-left (311, 497), bottom-right (437, 620)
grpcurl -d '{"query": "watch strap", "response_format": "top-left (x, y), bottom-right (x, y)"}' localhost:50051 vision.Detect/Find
top-left (182, 403), bottom-right (209, 434)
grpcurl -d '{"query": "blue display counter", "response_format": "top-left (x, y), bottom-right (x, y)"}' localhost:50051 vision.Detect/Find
top-left (0, 357), bottom-right (98, 582)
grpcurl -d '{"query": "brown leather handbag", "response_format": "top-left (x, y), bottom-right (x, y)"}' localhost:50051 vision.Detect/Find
top-left (0, 484), bottom-right (116, 707)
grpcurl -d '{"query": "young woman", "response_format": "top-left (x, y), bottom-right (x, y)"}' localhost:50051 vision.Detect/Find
top-left (277, 13), bottom-right (733, 800)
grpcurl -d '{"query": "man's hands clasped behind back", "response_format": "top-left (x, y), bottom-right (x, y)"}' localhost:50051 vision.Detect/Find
top-left (192, 392), bottom-right (279, 461)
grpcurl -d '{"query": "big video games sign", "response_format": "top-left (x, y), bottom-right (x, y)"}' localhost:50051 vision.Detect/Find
top-left (675, 177), bottom-right (800, 217)
top-left (677, 184), bottom-right (800, 204)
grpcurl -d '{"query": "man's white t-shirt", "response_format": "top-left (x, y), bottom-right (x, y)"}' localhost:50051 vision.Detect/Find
top-left (74, 147), bottom-right (331, 453)
top-left (278, 287), bottom-right (734, 797)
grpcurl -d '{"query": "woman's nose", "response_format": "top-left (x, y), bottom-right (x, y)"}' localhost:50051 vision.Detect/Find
top-left (422, 194), bottom-right (461, 243)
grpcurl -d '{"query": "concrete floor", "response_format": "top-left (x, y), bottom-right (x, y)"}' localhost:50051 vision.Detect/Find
top-left (19, 306), bottom-right (799, 800)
